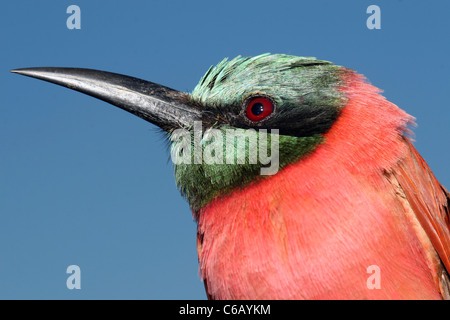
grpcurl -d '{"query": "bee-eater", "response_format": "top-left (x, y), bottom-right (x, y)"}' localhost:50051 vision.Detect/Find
top-left (12, 54), bottom-right (450, 299)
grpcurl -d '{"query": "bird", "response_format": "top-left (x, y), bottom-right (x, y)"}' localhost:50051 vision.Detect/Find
top-left (11, 53), bottom-right (450, 299)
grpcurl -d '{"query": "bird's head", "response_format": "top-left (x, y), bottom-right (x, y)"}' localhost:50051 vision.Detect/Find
top-left (12, 54), bottom-right (349, 212)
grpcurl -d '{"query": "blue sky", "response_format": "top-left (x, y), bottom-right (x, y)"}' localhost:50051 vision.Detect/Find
top-left (1, 0), bottom-right (449, 299)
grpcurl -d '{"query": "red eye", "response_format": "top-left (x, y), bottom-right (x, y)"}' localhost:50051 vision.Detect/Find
top-left (245, 97), bottom-right (273, 122)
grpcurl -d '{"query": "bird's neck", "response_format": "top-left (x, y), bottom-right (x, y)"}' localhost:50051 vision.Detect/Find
top-left (173, 127), bottom-right (325, 212)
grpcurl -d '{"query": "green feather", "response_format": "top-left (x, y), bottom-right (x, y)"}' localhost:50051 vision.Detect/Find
top-left (172, 54), bottom-right (345, 211)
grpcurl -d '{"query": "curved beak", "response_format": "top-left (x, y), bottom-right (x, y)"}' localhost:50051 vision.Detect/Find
top-left (11, 67), bottom-right (201, 131)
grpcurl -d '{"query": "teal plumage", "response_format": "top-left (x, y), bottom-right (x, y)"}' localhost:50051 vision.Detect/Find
top-left (173, 54), bottom-right (344, 210)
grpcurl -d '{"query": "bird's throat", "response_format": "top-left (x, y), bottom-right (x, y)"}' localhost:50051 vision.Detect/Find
top-left (173, 128), bottom-right (324, 212)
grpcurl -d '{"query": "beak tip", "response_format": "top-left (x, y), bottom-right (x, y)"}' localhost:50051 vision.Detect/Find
top-left (11, 68), bottom-right (30, 75)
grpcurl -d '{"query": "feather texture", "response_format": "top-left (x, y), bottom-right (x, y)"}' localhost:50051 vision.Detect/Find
top-left (196, 71), bottom-right (449, 299)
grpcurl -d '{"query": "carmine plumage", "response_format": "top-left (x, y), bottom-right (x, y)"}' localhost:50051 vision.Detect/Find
top-left (197, 70), bottom-right (450, 299)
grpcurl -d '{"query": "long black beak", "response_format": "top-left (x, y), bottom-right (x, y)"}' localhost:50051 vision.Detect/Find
top-left (11, 67), bottom-right (201, 130)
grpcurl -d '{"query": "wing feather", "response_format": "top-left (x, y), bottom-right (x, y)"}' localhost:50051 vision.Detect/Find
top-left (393, 137), bottom-right (450, 298)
